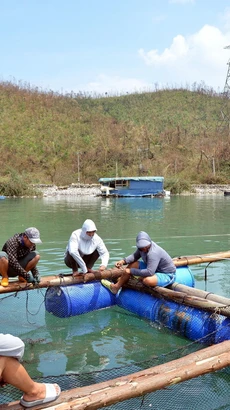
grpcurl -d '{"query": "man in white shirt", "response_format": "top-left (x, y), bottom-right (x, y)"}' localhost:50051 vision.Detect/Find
top-left (64, 219), bottom-right (109, 276)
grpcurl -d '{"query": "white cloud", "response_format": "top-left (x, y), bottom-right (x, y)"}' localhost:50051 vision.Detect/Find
top-left (138, 24), bottom-right (230, 90)
top-left (139, 34), bottom-right (189, 64)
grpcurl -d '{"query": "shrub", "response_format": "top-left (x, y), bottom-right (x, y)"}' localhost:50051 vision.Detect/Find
top-left (0, 171), bottom-right (40, 197)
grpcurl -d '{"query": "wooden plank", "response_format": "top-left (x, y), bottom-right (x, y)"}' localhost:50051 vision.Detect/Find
top-left (2, 340), bottom-right (230, 410)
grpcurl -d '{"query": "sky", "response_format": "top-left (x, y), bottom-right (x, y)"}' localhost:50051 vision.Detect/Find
top-left (1, 0), bottom-right (230, 96)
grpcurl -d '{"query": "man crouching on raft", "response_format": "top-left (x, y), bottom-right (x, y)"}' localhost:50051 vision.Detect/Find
top-left (101, 231), bottom-right (176, 294)
top-left (0, 227), bottom-right (42, 287)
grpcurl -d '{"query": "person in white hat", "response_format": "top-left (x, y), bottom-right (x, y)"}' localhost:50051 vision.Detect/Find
top-left (0, 227), bottom-right (42, 287)
top-left (0, 333), bottom-right (61, 407)
top-left (64, 219), bottom-right (109, 276)
top-left (102, 231), bottom-right (176, 294)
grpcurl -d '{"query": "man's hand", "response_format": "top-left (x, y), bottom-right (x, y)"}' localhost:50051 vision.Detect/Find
top-left (87, 268), bottom-right (94, 273)
top-left (99, 265), bottom-right (106, 271)
top-left (115, 259), bottom-right (125, 268)
top-left (72, 271), bottom-right (82, 277)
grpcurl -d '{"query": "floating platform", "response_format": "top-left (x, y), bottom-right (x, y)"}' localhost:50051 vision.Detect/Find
top-left (44, 265), bottom-right (230, 344)
top-left (99, 176), bottom-right (165, 197)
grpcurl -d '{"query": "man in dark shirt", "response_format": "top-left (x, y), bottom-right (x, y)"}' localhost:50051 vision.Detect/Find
top-left (0, 227), bottom-right (42, 287)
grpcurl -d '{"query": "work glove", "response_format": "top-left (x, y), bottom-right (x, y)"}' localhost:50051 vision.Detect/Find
top-left (27, 272), bottom-right (40, 284)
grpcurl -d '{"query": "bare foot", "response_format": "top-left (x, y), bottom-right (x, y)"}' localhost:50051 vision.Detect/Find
top-left (110, 283), bottom-right (119, 294)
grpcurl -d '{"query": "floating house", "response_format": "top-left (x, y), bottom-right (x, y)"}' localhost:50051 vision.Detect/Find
top-left (99, 176), bottom-right (165, 197)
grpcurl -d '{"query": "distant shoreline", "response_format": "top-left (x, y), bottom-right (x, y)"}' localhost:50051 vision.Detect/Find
top-left (34, 184), bottom-right (230, 197)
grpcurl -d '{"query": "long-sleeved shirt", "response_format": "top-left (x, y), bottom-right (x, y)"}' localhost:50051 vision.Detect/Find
top-left (2, 233), bottom-right (39, 279)
top-left (125, 231), bottom-right (176, 277)
top-left (65, 220), bottom-right (109, 274)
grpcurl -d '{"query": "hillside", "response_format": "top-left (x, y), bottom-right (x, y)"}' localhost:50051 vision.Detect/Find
top-left (0, 81), bottom-right (230, 194)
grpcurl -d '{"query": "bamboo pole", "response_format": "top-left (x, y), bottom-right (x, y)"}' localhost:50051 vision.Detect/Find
top-left (126, 279), bottom-right (230, 317)
top-left (171, 282), bottom-right (230, 306)
top-left (173, 250), bottom-right (230, 266)
top-left (2, 340), bottom-right (230, 410)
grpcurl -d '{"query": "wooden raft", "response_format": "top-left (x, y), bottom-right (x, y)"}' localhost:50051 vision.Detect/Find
top-left (1, 250), bottom-right (230, 316)
top-left (2, 340), bottom-right (230, 410)
top-left (1, 249), bottom-right (230, 295)
top-left (126, 279), bottom-right (230, 318)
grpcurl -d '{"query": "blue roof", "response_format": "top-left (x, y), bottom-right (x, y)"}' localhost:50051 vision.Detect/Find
top-left (99, 176), bottom-right (164, 182)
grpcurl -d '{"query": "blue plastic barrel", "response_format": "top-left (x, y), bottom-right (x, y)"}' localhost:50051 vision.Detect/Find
top-left (214, 317), bottom-right (230, 343)
top-left (117, 289), bottom-right (160, 321)
top-left (117, 289), bottom-right (230, 343)
top-left (152, 299), bottom-right (219, 343)
top-left (174, 266), bottom-right (195, 287)
top-left (45, 281), bottom-right (117, 318)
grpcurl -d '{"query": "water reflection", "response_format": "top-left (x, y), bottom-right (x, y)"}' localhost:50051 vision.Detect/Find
top-left (1, 195), bottom-right (230, 294)
top-left (9, 301), bottom-right (190, 379)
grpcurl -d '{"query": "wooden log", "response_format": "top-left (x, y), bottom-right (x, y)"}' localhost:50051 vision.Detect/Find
top-left (2, 340), bottom-right (230, 410)
top-left (0, 269), bottom-right (123, 294)
top-left (1, 248), bottom-right (230, 295)
top-left (126, 279), bottom-right (230, 318)
top-left (173, 250), bottom-right (230, 266)
top-left (171, 282), bottom-right (230, 306)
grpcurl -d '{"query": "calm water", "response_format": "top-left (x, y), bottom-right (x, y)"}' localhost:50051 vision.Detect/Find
top-left (1, 194), bottom-right (230, 293)
top-left (1, 194), bottom-right (230, 383)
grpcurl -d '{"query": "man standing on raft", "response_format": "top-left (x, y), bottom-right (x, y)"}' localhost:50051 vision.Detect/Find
top-left (102, 231), bottom-right (176, 294)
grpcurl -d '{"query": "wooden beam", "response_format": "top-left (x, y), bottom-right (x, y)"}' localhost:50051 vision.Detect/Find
top-left (2, 341), bottom-right (230, 410)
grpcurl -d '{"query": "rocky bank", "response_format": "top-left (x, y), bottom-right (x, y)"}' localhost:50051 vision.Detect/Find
top-left (35, 184), bottom-right (230, 197)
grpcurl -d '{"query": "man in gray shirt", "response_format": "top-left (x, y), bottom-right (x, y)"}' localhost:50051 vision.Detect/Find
top-left (102, 231), bottom-right (176, 294)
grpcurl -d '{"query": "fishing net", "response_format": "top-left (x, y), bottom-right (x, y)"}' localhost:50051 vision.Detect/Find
top-left (1, 281), bottom-right (230, 409)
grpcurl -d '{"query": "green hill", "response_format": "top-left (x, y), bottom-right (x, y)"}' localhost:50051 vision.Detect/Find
top-left (0, 81), bottom-right (230, 194)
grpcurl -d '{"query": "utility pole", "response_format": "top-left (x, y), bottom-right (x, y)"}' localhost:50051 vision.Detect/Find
top-left (219, 45), bottom-right (230, 135)
top-left (77, 152), bottom-right (80, 183)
